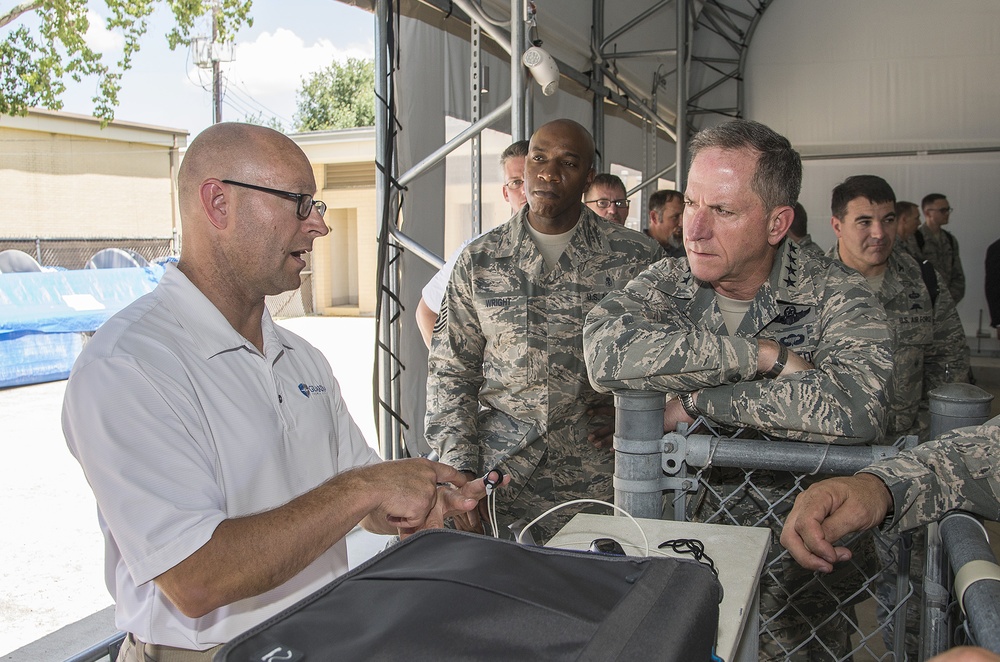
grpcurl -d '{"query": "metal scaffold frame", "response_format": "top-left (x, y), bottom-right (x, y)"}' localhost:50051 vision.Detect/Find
top-left (372, 0), bottom-right (771, 460)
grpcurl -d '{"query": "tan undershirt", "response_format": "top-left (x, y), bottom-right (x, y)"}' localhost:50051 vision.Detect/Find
top-left (866, 271), bottom-right (886, 293)
top-left (525, 221), bottom-right (576, 271)
top-left (716, 292), bottom-right (753, 335)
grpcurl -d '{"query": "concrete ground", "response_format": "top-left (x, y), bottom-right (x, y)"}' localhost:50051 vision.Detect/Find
top-left (0, 317), bottom-right (386, 661)
top-left (1, 323), bottom-right (997, 661)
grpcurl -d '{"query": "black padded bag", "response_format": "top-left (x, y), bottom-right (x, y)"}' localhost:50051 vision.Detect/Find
top-left (215, 528), bottom-right (721, 662)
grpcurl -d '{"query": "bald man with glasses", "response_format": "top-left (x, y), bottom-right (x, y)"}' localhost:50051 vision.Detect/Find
top-left (64, 123), bottom-right (495, 661)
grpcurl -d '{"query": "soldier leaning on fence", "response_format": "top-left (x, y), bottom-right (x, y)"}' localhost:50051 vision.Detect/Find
top-left (783, 415), bottom-right (1000, 662)
top-left (425, 119), bottom-right (663, 544)
top-left (583, 120), bottom-right (894, 661)
top-left (829, 174), bottom-right (971, 659)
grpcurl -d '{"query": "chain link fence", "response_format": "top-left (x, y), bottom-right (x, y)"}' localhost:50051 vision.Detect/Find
top-left (1, 237), bottom-right (315, 317)
top-left (0, 237), bottom-right (176, 270)
top-left (614, 390), bottom-right (922, 661)
top-left (922, 513), bottom-right (1000, 659)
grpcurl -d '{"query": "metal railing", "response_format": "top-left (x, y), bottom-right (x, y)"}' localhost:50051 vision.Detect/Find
top-left (613, 385), bottom-right (995, 661)
top-left (65, 632), bottom-right (125, 662)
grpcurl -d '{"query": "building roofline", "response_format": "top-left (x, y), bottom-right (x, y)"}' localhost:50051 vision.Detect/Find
top-left (1, 108), bottom-right (188, 148)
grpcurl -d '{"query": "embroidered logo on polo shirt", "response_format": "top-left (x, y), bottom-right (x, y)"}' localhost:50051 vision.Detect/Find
top-left (298, 383), bottom-right (327, 398)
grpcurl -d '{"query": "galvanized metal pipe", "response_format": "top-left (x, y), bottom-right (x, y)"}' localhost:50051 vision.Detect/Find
top-left (939, 513), bottom-right (1000, 653)
top-left (613, 390), bottom-right (666, 519)
top-left (683, 435), bottom-right (899, 476)
top-left (928, 383), bottom-right (995, 440)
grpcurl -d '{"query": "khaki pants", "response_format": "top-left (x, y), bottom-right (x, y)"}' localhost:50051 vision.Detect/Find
top-left (117, 633), bottom-right (222, 662)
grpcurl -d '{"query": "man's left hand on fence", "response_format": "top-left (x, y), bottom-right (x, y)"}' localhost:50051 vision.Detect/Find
top-left (780, 473), bottom-right (893, 573)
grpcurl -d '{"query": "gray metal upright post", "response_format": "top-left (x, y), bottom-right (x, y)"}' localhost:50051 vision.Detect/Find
top-left (928, 383), bottom-right (995, 440)
top-left (613, 390), bottom-right (665, 519)
top-left (923, 382), bottom-right (995, 657)
top-left (939, 513), bottom-right (1000, 654)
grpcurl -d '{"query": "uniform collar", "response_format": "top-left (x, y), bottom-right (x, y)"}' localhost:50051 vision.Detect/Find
top-left (155, 264), bottom-right (292, 361)
top-left (828, 241), bottom-right (903, 299)
top-left (494, 205), bottom-right (611, 278)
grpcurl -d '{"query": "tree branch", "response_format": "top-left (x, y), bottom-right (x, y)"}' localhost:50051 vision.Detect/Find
top-left (0, 1), bottom-right (45, 30)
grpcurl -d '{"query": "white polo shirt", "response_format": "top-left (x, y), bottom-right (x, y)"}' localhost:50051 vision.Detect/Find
top-left (63, 264), bottom-right (380, 650)
top-left (421, 236), bottom-right (477, 314)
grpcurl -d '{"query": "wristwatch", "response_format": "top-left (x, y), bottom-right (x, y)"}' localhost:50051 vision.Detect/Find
top-left (763, 341), bottom-right (788, 379)
top-left (680, 392), bottom-right (699, 419)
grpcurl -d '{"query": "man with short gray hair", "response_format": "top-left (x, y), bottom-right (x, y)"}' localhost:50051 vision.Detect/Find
top-left (584, 119), bottom-right (893, 661)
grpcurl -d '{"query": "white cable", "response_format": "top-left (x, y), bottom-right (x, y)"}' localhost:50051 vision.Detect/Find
top-left (488, 488), bottom-right (500, 538)
top-left (517, 498), bottom-right (650, 557)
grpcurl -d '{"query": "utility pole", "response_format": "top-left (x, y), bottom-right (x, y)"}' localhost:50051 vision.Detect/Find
top-left (192, 1), bottom-right (234, 125)
top-left (212, 3), bottom-right (222, 124)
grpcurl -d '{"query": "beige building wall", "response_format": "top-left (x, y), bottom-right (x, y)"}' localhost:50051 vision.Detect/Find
top-left (0, 109), bottom-right (185, 240)
top-left (295, 128), bottom-right (377, 316)
top-left (0, 113), bottom-right (375, 317)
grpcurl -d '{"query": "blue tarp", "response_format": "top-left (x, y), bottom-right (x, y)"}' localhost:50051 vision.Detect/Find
top-left (0, 266), bottom-right (165, 387)
top-left (0, 265), bottom-right (164, 335)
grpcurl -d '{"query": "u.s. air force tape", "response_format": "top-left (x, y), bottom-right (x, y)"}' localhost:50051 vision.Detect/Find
top-left (954, 559), bottom-right (1000, 615)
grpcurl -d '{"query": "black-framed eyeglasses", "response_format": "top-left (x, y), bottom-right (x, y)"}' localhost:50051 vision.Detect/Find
top-left (505, 179), bottom-right (524, 190)
top-left (222, 180), bottom-right (327, 220)
top-left (585, 198), bottom-right (630, 209)
top-left (927, 206), bottom-right (953, 214)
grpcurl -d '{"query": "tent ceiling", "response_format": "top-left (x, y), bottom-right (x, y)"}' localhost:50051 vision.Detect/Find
top-left (342, 0), bottom-right (774, 138)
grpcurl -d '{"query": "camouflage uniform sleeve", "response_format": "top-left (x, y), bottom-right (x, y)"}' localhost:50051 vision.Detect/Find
top-left (695, 268), bottom-right (893, 444)
top-left (862, 416), bottom-right (1000, 532)
top-left (424, 250), bottom-right (484, 473)
top-left (584, 262), bottom-right (762, 393)
top-left (922, 270), bottom-right (970, 395)
top-left (586, 261), bottom-right (893, 444)
top-left (949, 234), bottom-right (965, 303)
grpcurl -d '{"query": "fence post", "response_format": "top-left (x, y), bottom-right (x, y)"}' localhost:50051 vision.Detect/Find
top-left (613, 390), bottom-right (665, 519)
top-left (939, 513), bottom-right (1000, 654)
top-left (928, 383), bottom-right (995, 441)
top-left (923, 383), bottom-right (995, 657)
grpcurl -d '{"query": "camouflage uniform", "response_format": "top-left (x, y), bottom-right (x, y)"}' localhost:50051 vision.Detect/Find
top-left (829, 244), bottom-right (969, 440)
top-left (830, 243), bottom-right (970, 659)
top-left (897, 234), bottom-right (921, 261)
top-left (425, 207), bottom-right (662, 543)
top-left (864, 414), bottom-right (1000, 529)
top-left (584, 238), bottom-right (894, 661)
top-left (916, 224), bottom-right (965, 303)
top-left (583, 238), bottom-right (893, 443)
top-left (795, 234), bottom-right (825, 258)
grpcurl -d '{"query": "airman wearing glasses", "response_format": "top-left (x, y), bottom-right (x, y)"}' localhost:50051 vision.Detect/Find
top-left (916, 193), bottom-right (965, 303)
top-left (583, 173), bottom-right (630, 225)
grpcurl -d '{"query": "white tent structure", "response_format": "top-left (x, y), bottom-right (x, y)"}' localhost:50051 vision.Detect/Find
top-left (347, 0), bottom-right (1000, 462)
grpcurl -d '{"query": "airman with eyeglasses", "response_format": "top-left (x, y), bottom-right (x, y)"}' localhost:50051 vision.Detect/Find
top-left (583, 173), bottom-right (630, 225)
top-left (917, 192), bottom-right (965, 302)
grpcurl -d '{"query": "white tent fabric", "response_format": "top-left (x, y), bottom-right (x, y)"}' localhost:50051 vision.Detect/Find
top-left (364, 0), bottom-right (1000, 455)
top-left (746, 0), bottom-right (1000, 335)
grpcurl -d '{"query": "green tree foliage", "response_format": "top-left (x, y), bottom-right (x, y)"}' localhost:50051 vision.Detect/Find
top-left (293, 56), bottom-right (374, 132)
top-left (0, 0), bottom-right (253, 122)
top-left (241, 110), bottom-right (284, 133)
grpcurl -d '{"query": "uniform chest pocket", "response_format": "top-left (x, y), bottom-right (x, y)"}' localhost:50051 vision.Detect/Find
top-left (478, 292), bottom-right (528, 385)
top-left (767, 305), bottom-right (819, 360)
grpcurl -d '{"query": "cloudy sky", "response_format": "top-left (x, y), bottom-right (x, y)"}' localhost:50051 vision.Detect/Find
top-left (56, 1), bottom-right (375, 138)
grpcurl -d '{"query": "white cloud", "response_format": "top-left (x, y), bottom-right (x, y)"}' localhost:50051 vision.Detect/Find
top-left (223, 28), bottom-right (372, 98)
top-left (83, 9), bottom-right (125, 53)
